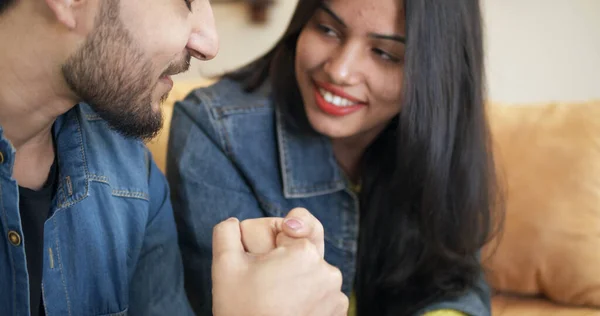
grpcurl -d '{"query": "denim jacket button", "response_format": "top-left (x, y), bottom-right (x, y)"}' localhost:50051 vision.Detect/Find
top-left (8, 230), bottom-right (21, 246)
top-left (0, 151), bottom-right (4, 164)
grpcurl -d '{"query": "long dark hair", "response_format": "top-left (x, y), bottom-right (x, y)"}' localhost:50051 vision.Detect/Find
top-left (227, 0), bottom-right (503, 314)
top-left (0, 0), bottom-right (16, 15)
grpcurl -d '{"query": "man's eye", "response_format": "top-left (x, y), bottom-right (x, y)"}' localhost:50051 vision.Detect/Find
top-left (184, 0), bottom-right (193, 11)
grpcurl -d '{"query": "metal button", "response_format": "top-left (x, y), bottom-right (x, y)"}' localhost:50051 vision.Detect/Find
top-left (8, 231), bottom-right (21, 246)
top-left (0, 152), bottom-right (4, 164)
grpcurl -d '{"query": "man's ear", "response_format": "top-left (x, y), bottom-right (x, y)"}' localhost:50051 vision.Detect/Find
top-left (44, 0), bottom-right (84, 29)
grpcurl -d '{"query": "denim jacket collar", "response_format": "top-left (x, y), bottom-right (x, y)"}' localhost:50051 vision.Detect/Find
top-left (51, 103), bottom-right (99, 210)
top-left (0, 103), bottom-right (102, 212)
top-left (275, 104), bottom-right (348, 199)
top-left (0, 127), bottom-right (16, 179)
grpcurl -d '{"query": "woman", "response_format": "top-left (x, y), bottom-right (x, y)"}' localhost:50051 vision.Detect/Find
top-left (167, 0), bottom-right (502, 315)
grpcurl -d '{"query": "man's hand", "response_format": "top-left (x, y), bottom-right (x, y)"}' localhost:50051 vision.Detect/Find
top-left (239, 207), bottom-right (325, 257)
top-left (211, 214), bottom-right (348, 316)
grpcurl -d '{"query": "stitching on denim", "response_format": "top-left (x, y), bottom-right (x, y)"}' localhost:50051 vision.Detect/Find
top-left (57, 113), bottom-right (90, 209)
top-left (48, 247), bottom-right (55, 269)
top-left (285, 181), bottom-right (346, 195)
top-left (85, 114), bottom-right (102, 121)
top-left (41, 282), bottom-right (49, 315)
top-left (144, 150), bottom-right (150, 180)
top-left (202, 97), bottom-right (234, 158)
top-left (349, 189), bottom-right (360, 253)
top-left (99, 307), bottom-right (129, 316)
top-left (57, 181), bottom-right (65, 205)
top-left (214, 104), bottom-right (268, 118)
top-left (89, 174), bottom-right (149, 201)
top-left (204, 93), bottom-right (221, 121)
top-left (218, 120), bottom-right (234, 158)
top-left (65, 176), bottom-right (73, 196)
top-left (0, 182), bottom-right (18, 313)
top-left (275, 108), bottom-right (292, 197)
top-left (287, 182), bottom-right (346, 192)
top-left (77, 113), bottom-right (91, 180)
top-left (88, 174), bottom-right (109, 184)
top-left (112, 190), bottom-right (149, 201)
top-left (52, 216), bottom-right (73, 316)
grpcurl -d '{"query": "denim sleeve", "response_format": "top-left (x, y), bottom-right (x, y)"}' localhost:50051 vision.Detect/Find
top-left (128, 151), bottom-right (195, 316)
top-left (167, 99), bottom-right (266, 316)
top-left (417, 271), bottom-right (492, 316)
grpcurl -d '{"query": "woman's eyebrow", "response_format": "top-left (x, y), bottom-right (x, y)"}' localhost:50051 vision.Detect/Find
top-left (320, 3), bottom-right (406, 44)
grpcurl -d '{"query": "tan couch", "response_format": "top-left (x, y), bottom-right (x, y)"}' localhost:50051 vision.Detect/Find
top-left (147, 79), bottom-right (600, 315)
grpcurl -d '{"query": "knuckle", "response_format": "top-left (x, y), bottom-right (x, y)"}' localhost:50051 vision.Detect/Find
top-left (300, 239), bottom-right (320, 257)
top-left (290, 207), bottom-right (319, 225)
top-left (238, 218), bottom-right (254, 235)
top-left (239, 218), bottom-right (250, 228)
top-left (339, 294), bottom-right (350, 308)
top-left (213, 217), bottom-right (238, 236)
top-left (212, 221), bottom-right (227, 238)
top-left (337, 294), bottom-right (350, 314)
top-left (290, 239), bottom-right (319, 261)
top-left (326, 264), bottom-right (343, 287)
top-left (289, 207), bottom-right (309, 216)
top-left (296, 238), bottom-right (312, 251)
top-left (313, 219), bottom-right (325, 235)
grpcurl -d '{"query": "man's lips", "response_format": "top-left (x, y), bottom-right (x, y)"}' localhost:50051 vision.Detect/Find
top-left (159, 75), bottom-right (174, 87)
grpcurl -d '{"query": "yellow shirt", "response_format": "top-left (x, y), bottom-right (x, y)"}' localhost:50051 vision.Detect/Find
top-left (348, 292), bottom-right (466, 316)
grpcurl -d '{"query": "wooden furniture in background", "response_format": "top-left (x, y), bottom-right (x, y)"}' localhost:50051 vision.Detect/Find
top-left (211, 0), bottom-right (275, 23)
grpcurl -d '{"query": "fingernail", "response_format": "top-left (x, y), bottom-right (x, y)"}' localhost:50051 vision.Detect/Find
top-left (284, 218), bottom-right (304, 230)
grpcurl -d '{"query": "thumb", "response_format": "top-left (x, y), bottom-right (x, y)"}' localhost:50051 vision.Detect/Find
top-left (279, 208), bottom-right (325, 257)
top-left (212, 217), bottom-right (245, 263)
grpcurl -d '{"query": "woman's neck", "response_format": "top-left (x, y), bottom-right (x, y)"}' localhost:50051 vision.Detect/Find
top-left (331, 126), bottom-right (385, 183)
top-left (332, 140), bottom-right (363, 183)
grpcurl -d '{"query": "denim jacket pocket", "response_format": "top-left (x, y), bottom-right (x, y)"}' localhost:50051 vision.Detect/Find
top-left (98, 307), bottom-right (128, 316)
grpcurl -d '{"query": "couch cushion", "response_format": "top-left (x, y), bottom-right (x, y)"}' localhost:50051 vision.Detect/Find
top-left (146, 79), bottom-right (215, 172)
top-left (483, 100), bottom-right (600, 307)
top-left (492, 294), bottom-right (600, 316)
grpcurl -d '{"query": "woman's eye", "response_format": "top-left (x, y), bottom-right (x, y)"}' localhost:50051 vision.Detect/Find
top-left (316, 24), bottom-right (339, 38)
top-left (373, 48), bottom-right (400, 63)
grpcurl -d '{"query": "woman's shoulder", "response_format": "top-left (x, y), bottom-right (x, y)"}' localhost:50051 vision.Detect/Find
top-left (169, 77), bottom-right (277, 158)
top-left (176, 77), bottom-right (274, 120)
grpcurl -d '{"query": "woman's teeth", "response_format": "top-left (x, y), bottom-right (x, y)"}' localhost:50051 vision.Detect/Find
top-left (319, 88), bottom-right (358, 107)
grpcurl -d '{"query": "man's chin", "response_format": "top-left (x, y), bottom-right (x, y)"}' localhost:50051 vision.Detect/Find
top-left (148, 86), bottom-right (171, 113)
top-left (115, 120), bottom-right (163, 142)
top-left (94, 108), bottom-right (164, 141)
top-left (154, 92), bottom-right (170, 112)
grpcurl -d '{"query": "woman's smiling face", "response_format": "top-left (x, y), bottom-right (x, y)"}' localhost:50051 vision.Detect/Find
top-left (295, 0), bottom-right (406, 142)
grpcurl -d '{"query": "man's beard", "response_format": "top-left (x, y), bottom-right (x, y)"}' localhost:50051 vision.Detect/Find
top-left (61, 0), bottom-right (190, 140)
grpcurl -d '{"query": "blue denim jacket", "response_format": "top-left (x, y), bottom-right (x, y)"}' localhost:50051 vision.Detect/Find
top-left (167, 78), bottom-right (491, 316)
top-left (0, 103), bottom-right (193, 316)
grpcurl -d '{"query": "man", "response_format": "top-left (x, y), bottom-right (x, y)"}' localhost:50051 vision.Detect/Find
top-left (0, 0), bottom-right (348, 314)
